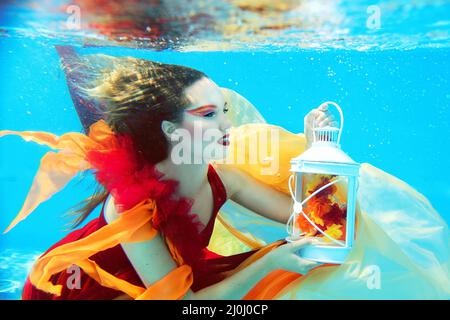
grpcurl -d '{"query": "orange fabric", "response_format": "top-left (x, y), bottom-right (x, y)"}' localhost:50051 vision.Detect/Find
top-left (0, 120), bottom-right (115, 233)
top-left (244, 263), bottom-right (336, 299)
top-left (165, 237), bottom-right (186, 266)
top-left (136, 265), bottom-right (193, 300)
top-left (226, 240), bottom-right (285, 275)
top-left (220, 239), bottom-right (300, 300)
top-left (29, 199), bottom-right (158, 297)
top-left (244, 270), bottom-right (302, 300)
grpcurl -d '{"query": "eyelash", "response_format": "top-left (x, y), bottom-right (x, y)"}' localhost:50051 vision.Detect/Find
top-left (204, 106), bottom-right (229, 118)
top-left (204, 112), bottom-right (216, 118)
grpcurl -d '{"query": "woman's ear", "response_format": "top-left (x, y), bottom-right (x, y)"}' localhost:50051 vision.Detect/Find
top-left (161, 120), bottom-right (177, 140)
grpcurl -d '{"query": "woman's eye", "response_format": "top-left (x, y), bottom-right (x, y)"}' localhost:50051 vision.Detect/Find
top-left (223, 107), bottom-right (229, 114)
top-left (204, 112), bottom-right (216, 118)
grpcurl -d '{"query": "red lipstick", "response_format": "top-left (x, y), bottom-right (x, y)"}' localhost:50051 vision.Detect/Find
top-left (218, 133), bottom-right (230, 146)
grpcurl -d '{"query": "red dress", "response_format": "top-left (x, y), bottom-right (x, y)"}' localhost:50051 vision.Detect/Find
top-left (22, 164), bottom-right (257, 300)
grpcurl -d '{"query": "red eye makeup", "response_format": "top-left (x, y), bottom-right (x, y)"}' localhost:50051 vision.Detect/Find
top-left (186, 105), bottom-right (217, 117)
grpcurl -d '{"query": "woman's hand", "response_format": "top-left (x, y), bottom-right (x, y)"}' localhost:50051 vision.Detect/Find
top-left (264, 238), bottom-right (321, 274)
top-left (304, 104), bottom-right (338, 149)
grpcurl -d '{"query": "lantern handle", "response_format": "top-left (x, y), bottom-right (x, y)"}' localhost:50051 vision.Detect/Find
top-left (315, 101), bottom-right (344, 145)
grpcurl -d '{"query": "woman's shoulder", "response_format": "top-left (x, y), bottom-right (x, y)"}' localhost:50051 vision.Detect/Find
top-left (210, 163), bottom-right (247, 199)
top-left (104, 193), bottom-right (118, 225)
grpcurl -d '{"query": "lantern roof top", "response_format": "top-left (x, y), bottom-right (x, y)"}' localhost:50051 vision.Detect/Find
top-left (292, 141), bottom-right (359, 166)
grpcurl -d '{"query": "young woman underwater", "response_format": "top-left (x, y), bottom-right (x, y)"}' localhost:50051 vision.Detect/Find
top-left (1, 49), bottom-right (449, 300)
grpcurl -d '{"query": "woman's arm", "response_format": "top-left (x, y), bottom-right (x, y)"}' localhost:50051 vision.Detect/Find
top-left (191, 253), bottom-right (273, 300)
top-left (216, 165), bottom-right (294, 224)
top-left (104, 195), bottom-right (183, 287)
top-left (105, 194), bottom-right (316, 300)
top-left (191, 237), bottom-right (318, 299)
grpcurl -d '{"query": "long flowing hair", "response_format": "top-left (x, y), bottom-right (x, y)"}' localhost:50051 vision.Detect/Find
top-left (64, 54), bottom-right (206, 228)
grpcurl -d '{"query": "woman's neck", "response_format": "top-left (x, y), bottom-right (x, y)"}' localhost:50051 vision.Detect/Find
top-left (155, 159), bottom-right (209, 199)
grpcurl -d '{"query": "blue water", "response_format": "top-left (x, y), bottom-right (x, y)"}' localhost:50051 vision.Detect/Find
top-left (1, 1), bottom-right (449, 300)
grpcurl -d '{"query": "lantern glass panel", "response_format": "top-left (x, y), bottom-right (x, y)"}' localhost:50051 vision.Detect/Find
top-left (296, 173), bottom-right (348, 244)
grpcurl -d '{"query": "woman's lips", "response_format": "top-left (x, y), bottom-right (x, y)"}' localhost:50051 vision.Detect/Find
top-left (218, 133), bottom-right (230, 146)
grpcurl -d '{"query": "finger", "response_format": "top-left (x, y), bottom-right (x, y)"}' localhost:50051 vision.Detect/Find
top-left (287, 237), bottom-right (315, 251)
top-left (309, 109), bottom-right (322, 119)
top-left (318, 104), bottom-right (328, 112)
top-left (318, 118), bottom-right (334, 127)
top-left (304, 109), bottom-right (320, 123)
top-left (297, 256), bottom-right (320, 266)
top-left (296, 257), bottom-right (321, 272)
top-left (315, 111), bottom-right (328, 124)
top-left (319, 112), bottom-right (337, 125)
top-left (320, 108), bottom-right (334, 119)
top-left (328, 120), bottom-right (337, 127)
top-left (327, 114), bottom-right (336, 122)
top-left (286, 256), bottom-right (320, 274)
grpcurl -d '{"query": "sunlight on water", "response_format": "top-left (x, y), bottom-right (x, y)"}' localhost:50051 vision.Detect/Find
top-left (0, 249), bottom-right (42, 300)
top-left (0, 0), bottom-right (449, 51)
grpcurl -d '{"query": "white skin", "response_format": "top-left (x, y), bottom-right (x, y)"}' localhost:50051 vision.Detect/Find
top-left (106, 76), bottom-right (336, 300)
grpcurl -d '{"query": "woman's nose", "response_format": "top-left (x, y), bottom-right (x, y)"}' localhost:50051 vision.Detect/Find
top-left (221, 117), bottom-right (232, 132)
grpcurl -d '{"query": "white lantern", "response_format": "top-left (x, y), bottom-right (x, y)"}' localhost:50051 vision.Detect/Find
top-left (286, 102), bottom-right (360, 264)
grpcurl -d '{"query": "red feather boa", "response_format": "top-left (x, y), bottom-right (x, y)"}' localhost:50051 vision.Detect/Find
top-left (86, 133), bottom-right (206, 268)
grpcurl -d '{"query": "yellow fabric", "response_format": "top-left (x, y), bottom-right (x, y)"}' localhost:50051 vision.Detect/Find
top-left (209, 88), bottom-right (450, 299)
top-left (208, 122), bottom-right (309, 253)
top-left (208, 124), bottom-right (450, 299)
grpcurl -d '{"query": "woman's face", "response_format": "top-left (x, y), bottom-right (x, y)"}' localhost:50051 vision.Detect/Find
top-left (170, 76), bottom-right (232, 163)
